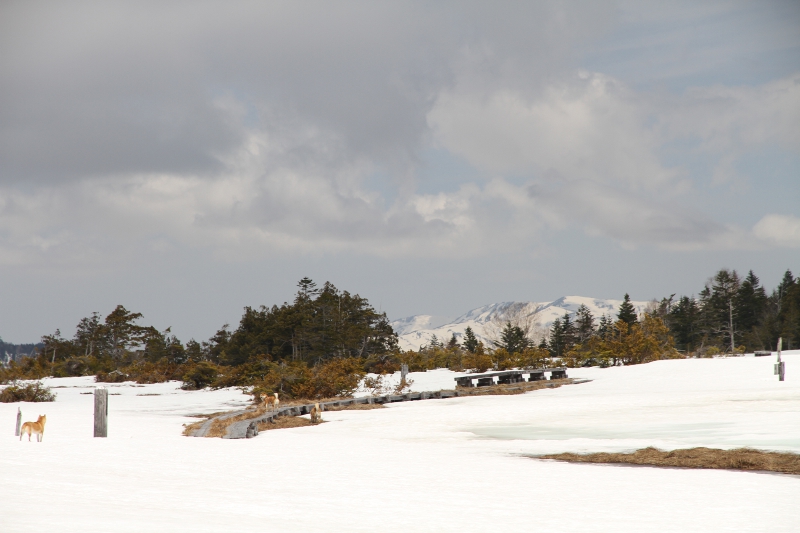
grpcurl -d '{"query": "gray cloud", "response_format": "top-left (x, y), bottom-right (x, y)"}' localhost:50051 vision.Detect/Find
top-left (0, 1), bottom-right (609, 184)
top-left (1, 1), bottom-right (799, 343)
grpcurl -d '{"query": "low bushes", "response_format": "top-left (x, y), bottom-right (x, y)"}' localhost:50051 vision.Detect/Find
top-left (0, 380), bottom-right (56, 402)
top-left (537, 447), bottom-right (800, 475)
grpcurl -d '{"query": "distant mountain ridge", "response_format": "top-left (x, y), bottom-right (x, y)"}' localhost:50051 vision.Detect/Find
top-left (390, 296), bottom-right (650, 351)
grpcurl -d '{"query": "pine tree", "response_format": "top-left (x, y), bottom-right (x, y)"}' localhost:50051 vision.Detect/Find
top-left (597, 315), bottom-right (611, 339)
top-left (708, 269), bottom-right (741, 353)
top-left (617, 294), bottom-right (638, 326)
top-left (575, 304), bottom-right (595, 343)
top-left (549, 318), bottom-right (564, 357)
top-left (775, 271), bottom-right (799, 350)
top-left (668, 296), bottom-right (702, 353)
top-left (736, 270), bottom-right (767, 349)
top-left (776, 270), bottom-right (796, 313)
top-left (498, 322), bottom-right (528, 354)
top-left (462, 327), bottom-right (479, 353)
top-left (561, 312), bottom-right (577, 352)
top-left (447, 333), bottom-right (459, 349)
top-left (428, 334), bottom-right (441, 349)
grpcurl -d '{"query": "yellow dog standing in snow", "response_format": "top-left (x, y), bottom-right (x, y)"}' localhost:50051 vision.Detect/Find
top-left (20, 414), bottom-right (46, 442)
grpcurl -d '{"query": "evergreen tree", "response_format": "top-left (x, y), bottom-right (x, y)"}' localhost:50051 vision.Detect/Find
top-left (104, 305), bottom-right (147, 360)
top-left (575, 304), bottom-right (595, 343)
top-left (447, 333), bottom-right (459, 349)
top-left (708, 269), bottom-right (741, 352)
top-left (561, 312), bottom-right (577, 351)
top-left (428, 334), bottom-right (441, 349)
top-left (775, 271), bottom-right (800, 349)
top-left (668, 296), bottom-right (702, 353)
top-left (736, 270), bottom-right (767, 349)
top-left (776, 270), bottom-right (796, 313)
top-left (218, 278), bottom-right (397, 365)
top-left (538, 337), bottom-right (549, 350)
top-left (617, 294), bottom-right (638, 326)
top-left (462, 327), bottom-right (479, 353)
top-left (497, 322), bottom-right (528, 354)
top-left (549, 318), bottom-right (564, 357)
top-left (597, 315), bottom-right (612, 339)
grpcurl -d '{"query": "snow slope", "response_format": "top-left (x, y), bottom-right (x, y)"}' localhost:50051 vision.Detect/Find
top-left (1, 353), bottom-right (799, 532)
top-left (392, 295), bottom-right (649, 350)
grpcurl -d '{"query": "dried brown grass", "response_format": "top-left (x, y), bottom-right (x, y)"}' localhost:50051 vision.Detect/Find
top-left (181, 407), bottom-right (264, 437)
top-left (537, 447), bottom-right (800, 475)
top-left (257, 416), bottom-right (318, 431)
top-left (182, 418), bottom-right (207, 436)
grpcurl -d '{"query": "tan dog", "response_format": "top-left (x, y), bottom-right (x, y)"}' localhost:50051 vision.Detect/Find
top-left (261, 392), bottom-right (279, 412)
top-left (20, 414), bottom-right (46, 442)
top-left (271, 392), bottom-right (279, 412)
top-left (310, 402), bottom-right (322, 424)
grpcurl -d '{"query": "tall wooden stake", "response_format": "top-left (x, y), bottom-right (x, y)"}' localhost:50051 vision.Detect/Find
top-left (15, 407), bottom-right (21, 437)
top-left (775, 338), bottom-right (785, 382)
top-left (94, 387), bottom-right (108, 437)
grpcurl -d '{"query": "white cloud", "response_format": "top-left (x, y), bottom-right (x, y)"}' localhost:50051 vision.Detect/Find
top-left (753, 214), bottom-right (800, 248)
top-left (429, 72), bottom-right (675, 189)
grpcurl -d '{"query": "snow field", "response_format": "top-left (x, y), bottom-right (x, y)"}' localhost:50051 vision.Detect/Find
top-left (1, 353), bottom-right (799, 532)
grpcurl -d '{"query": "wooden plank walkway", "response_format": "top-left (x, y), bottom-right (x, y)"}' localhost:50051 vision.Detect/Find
top-left (189, 371), bottom-right (582, 439)
top-left (188, 389), bottom-right (464, 439)
top-left (454, 368), bottom-right (568, 388)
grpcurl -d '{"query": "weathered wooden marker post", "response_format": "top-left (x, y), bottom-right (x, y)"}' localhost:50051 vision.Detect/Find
top-left (775, 338), bottom-right (785, 382)
top-left (94, 387), bottom-right (108, 437)
top-left (15, 407), bottom-right (21, 437)
top-left (400, 363), bottom-right (409, 383)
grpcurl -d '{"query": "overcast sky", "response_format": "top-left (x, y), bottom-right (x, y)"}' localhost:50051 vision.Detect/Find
top-left (1, 0), bottom-right (799, 343)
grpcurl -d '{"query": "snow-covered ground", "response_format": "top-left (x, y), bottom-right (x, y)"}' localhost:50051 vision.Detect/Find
top-left (391, 295), bottom-right (650, 350)
top-left (2, 353), bottom-right (799, 532)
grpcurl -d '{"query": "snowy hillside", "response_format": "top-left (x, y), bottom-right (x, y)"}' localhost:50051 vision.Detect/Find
top-left (391, 296), bottom-right (650, 351)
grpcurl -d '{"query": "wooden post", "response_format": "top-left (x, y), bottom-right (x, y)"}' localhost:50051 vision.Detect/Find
top-left (94, 387), bottom-right (108, 438)
top-left (400, 363), bottom-right (408, 383)
top-left (15, 407), bottom-right (21, 437)
top-left (776, 338), bottom-right (785, 382)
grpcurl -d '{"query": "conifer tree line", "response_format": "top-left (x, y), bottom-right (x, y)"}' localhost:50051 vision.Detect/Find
top-left (2, 268), bottom-right (796, 397)
top-left (405, 292), bottom-right (669, 371)
top-left (0, 278), bottom-right (398, 398)
top-left (655, 269), bottom-right (799, 354)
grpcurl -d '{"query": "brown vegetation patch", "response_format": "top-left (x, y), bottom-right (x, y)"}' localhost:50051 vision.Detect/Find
top-left (456, 378), bottom-right (573, 396)
top-left (181, 411), bottom-right (229, 436)
top-left (257, 416), bottom-right (319, 431)
top-left (536, 447), bottom-right (800, 475)
top-left (181, 407), bottom-right (263, 437)
top-left (182, 418), bottom-right (207, 436)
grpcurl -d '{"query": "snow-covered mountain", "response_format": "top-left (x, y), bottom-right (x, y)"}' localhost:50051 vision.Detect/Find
top-left (391, 296), bottom-right (651, 351)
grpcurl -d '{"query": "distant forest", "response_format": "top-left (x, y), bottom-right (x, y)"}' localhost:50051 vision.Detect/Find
top-left (1, 268), bottom-right (797, 399)
top-left (542, 268), bottom-right (799, 359)
top-left (0, 339), bottom-right (43, 365)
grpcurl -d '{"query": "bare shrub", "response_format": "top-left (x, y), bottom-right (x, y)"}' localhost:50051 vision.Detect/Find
top-left (0, 380), bottom-right (56, 402)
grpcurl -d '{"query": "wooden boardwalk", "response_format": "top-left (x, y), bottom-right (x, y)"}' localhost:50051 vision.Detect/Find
top-left (188, 369), bottom-right (579, 440)
top-left (454, 368), bottom-right (568, 388)
top-left (188, 390), bottom-right (464, 439)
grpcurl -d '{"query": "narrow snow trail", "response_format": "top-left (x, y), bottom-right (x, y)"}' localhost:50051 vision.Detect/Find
top-left (1, 354), bottom-right (798, 532)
